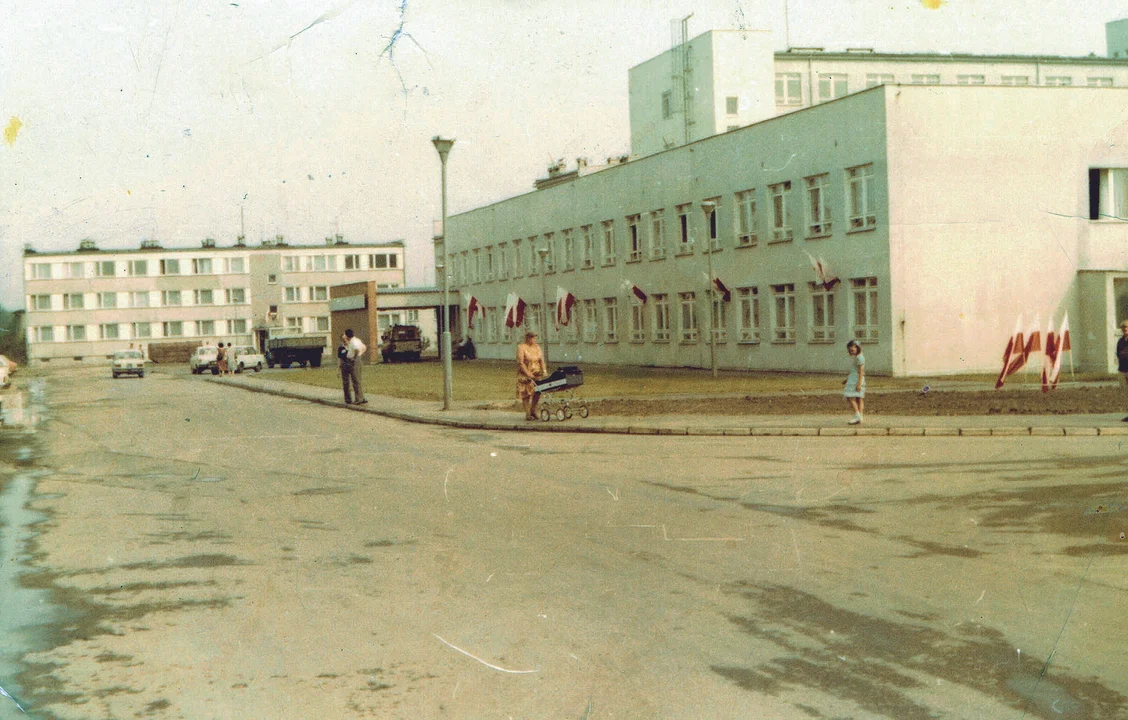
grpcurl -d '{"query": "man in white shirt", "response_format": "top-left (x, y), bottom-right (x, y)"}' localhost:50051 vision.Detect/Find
top-left (340, 328), bottom-right (367, 404)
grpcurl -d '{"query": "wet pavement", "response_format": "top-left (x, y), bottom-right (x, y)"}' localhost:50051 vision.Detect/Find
top-left (2, 366), bottom-right (1127, 719)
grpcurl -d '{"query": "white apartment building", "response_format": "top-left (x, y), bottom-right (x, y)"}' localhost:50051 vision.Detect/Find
top-left (629, 23), bottom-right (1128, 157)
top-left (23, 238), bottom-right (406, 362)
top-left (446, 33), bottom-right (1128, 375)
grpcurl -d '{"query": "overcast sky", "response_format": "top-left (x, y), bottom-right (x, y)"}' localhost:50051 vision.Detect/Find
top-left (2, 0), bottom-right (1124, 308)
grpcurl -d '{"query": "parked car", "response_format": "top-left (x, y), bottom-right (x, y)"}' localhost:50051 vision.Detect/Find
top-left (190, 345), bottom-right (220, 375)
top-left (111, 349), bottom-right (145, 379)
top-left (0, 355), bottom-right (18, 375)
top-left (0, 357), bottom-right (11, 388)
top-left (231, 345), bottom-right (265, 373)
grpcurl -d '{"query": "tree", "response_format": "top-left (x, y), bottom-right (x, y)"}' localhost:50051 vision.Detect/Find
top-left (0, 306), bottom-right (27, 363)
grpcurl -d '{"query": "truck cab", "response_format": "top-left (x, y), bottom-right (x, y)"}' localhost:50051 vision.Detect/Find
top-left (380, 325), bottom-right (423, 363)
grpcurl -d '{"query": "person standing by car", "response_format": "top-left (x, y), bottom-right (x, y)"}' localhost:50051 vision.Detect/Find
top-left (216, 343), bottom-right (229, 375)
top-left (341, 329), bottom-right (367, 405)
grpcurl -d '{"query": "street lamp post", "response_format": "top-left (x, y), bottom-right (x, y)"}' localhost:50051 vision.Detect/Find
top-left (700, 201), bottom-right (718, 378)
top-left (432, 136), bottom-right (455, 410)
top-left (537, 246), bottom-right (550, 368)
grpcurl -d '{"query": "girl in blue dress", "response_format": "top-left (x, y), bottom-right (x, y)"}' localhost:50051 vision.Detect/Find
top-left (843, 340), bottom-right (865, 424)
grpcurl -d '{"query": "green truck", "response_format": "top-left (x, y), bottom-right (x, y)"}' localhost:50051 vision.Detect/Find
top-left (380, 325), bottom-right (423, 363)
top-left (266, 333), bottom-right (325, 368)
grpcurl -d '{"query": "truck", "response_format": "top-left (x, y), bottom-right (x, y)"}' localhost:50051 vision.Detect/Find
top-left (380, 325), bottom-right (423, 363)
top-left (266, 333), bottom-right (326, 368)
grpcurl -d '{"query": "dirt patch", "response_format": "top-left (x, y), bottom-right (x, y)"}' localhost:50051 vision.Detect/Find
top-left (584, 386), bottom-right (1128, 417)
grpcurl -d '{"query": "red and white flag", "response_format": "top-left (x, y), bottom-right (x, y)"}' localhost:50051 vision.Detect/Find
top-left (465, 295), bottom-right (484, 329)
top-left (1059, 313), bottom-right (1071, 353)
top-left (1024, 315), bottom-right (1041, 357)
top-left (805, 251), bottom-right (841, 291)
top-left (1041, 315), bottom-right (1060, 392)
top-left (504, 292), bottom-right (527, 328)
top-left (712, 277), bottom-right (731, 302)
top-left (555, 287), bottom-right (576, 326)
top-left (995, 315), bottom-right (1025, 389)
top-left (632, 285), bottom-right (648, 303)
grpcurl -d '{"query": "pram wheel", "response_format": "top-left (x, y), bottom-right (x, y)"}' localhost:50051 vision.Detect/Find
top-left (540, 408), bottom-right (551, 422)
top-left (555, 408), bottom-right (566, 421)
top-left (578, 405), bottom-right (590, 418)
top-left (563, 407), bottom-right (573, 420)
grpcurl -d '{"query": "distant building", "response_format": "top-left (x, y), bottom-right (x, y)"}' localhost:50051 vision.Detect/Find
top-left (443, 23), bottom-right (1128, 376)
top-left (22, 237), bottom-right (406, 363)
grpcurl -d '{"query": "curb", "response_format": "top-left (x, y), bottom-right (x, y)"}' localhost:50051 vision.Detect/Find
top-left (205, 377), bottom-right (1125, 439)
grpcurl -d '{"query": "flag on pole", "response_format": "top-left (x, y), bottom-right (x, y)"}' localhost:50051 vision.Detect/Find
top-left (504, 292), bottom-right (527, 328)
top-left (712, 277), bottom-right (732, 302)
top-left (631, 285), bottom-right (648, 303)
top-left (1042, 315), bottom-right (1061, 392)
top-left (1059, 313), bottom-right (1071, 352)
top-left (465, 295), bottom-right (484, 329)
top-left (555, 287), bottom-right (576, 326)
top-left (995, 315), bottom-right (1025, 389)
top-left (1024, 315), bottom-right (1041, 357)
top-left (805, 250), bottom-right (841, 291)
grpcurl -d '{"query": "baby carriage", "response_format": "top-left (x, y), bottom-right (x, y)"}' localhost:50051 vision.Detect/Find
top-left (533, 366), bottom-right (588, 422)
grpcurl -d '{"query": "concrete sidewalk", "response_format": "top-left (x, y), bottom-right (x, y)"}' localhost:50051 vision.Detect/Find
top-left (207, 375), bottom-right (1128, 437)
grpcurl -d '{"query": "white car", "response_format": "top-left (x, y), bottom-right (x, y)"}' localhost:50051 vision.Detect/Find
top-left (230, 345), bottom-right (265, 373)
top-left (190, 346), bottom-right (219, 374)
top-left (0, 359), bottom-right (10, 388)
top-left (111, 350), bottom-right (145, 379)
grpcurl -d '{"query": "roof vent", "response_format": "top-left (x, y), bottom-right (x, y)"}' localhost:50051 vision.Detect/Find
top-left (334, 234), bottom-right (347, 245)
top-left (78, 239), bottom-right (98, 252)
top-left (846, 47), bottom-right (875, 53)
top-left (274, 234), bottom-right (287, 246)
top-left (235, 235), bottom-right (246, 247)
top-left (202, 238), bottom-right (216, 248)
top-left (140, 239), bottom-right (161, 249)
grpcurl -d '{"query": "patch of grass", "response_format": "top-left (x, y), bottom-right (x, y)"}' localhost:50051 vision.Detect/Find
top-left (273, 359), bottom-right (989, 402)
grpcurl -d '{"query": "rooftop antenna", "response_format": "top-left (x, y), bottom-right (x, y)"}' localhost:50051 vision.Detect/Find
top-left (238, 205), bottom-right (246, 245)
top-left (783, 0), bottom-right (791, 48)
top-left (670, 14), bottom-right (694, 147)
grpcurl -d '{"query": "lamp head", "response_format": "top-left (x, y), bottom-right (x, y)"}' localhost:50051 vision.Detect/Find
top-left (700, 201), bottom-right (717, 218)
top-left (432, 136), bottom-right (455, 158)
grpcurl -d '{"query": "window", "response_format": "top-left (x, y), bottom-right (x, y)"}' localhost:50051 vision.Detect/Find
top-left (528, 240), bottom-right (539, 277)
top-left (98, 292), bottom-right (118, 309)
top-left (1088, 77), bottom-right (1114, 87)
top-left (94, 261), bottom-right (114, 278)
top-left (160, 259), bottom-right (180, 275)
top-left (63, 293), bottom-right (84, 310)
top-left (30, 294), bottom-right (51, 311)
top-left (1001, 75), bottom-right (1029, 86)
top-left (865, 73), bottom-right (894, 87)
top-left (387, 253), bottom-right (398, 269)
top-left (817, 73), bottom-right (848, 101)
top-left (649, 211), bottom-right (666, 259)
top-left (131, 322), bottom-right (151, 339)
top-left (627, 215), bottom-right (643, 262)
top-left (851, 277), bottom-right (879, 341)
top-left (1044, 76), bottom-right (1072, 86)
top-left (310, 286), bottom-right (328, 302)
top-left (99, 323), bottom-right (120, 340)
top-left (581, 226), bottom-right (594, 269)
top-left (130, 291), bottom-right (150, 308)
top-left (679, 292), bottom-right (698, 343)
top-left (66, 262), bottom-right (84, 279)
top-left (725, 96), bottom-right (738, 115)
top-left (847, 164), bottom-right (877, 230)
top-left (528, 305), bottom-right (542, 335)
top-left (661, 90), bottom-right (673, 119)
top-left (285, 317), bottom-right (303, 331)
top-left (805, 174), bottom-right (832, 236)
top-left (225, 257), bottom-right (246, 273)
top-left (676, 204), bottom-right (693, 254)
top-left (582, 300), bottom-right (598, 342)
top-left (562, 231), bottom-right (575, 271)
top-left (543, 234), bottom-right (555, 274)
top-left (470, 249), bottom-right (480, 283)
top-left (809, 283), bottom-right (836, 342)
top-left (771, 284), bottom-right (796, 343)
top-left (769, 182), bottom-right (793, 242)
top-left (162, 321), bottom-right (184, 337)
top-left (192, 258), bottom-right (213, 274)
top-left (268, 274), bottom-right (278, 285)
top-left (956, 74), bottom-right (985, 85)
top-left (736, 190), bottom-right (758, 247)
top-left (284, 286), bottom-right (300, 303)
top-left (485, 246), bottom-right (495, 280)
top-left (368, 253), bottom-right (389, 269)
top-left (67, 325), bottom-right (87, 341)
top-left (1089, 168), bottom-right (1128, 221)
top-left (224, 319), bottom-right (245, 334)
top-left (630, 298), bottom-right (646, 343)
top-left (406, 309), bottom-right (420, 323)
top-left (34, 326), bottom-right (55, 343)
top-left (30, 263), bottom-right (53, 280)
top-left (603, 298), bottom-right (619, 342)
top-left (344, 254), bottom-right (362, 270)
top-left (226, 288), bottom-right (247, 304)
top-left (652, 294), bottom-right (670, 342)
top-left (198, 320), bottom-right (216, 336)
top-left (738, 287), bottom-right (760, 343)
top-left (497, 242), bottom-right (509, 279)
top-left (128, 259), bottom-right (148, 276)
top-left (704, 198), bottom-right (721, 251)
top-left (711, 294), bottom-right (728, 344)
top-left (775, 73), bottom-right (802, 105)
top-left (161, 290), bottom-right (182, 307)
top-left (601, 221), bottom-right (616, 266)
top-left (910, 74), bottom-right (940, 85)
top-left (305, 255), bottom-right (329, 272)
top-left (194, 289), bottom-right (214, 305)
top-left (313, 316), bottom-right (330, 332)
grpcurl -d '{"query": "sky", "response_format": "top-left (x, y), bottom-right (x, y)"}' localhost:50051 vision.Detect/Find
top-left (2, 0), bottom-right (1125, 309)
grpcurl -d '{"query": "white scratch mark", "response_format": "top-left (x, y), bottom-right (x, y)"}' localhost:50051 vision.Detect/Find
top-left (433, 634), bottom-right (539, 674)
top-left (762, 152), bottom-right (797, 172)
top-left (443, 467), bottom-right (454, 503)
top-left (975, 590), bottom-right (986, 605)
top-left (0, 684), bottom-right (25, 714)
top-left (607, 523), bottom-right (743, 542)
top-left (452, 679), bottom-right (459, 699)
top-left (485, 573), bottom-right (494, 583)
top-left (606, 487), bottom-right (619, 501)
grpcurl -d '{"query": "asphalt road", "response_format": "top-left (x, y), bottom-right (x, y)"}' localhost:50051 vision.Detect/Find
top-left (3, 366), bottom-right (1127, 719)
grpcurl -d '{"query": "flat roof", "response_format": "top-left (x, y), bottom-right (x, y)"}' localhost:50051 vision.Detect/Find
top-left (24, 240), bottom-right (406, 259)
